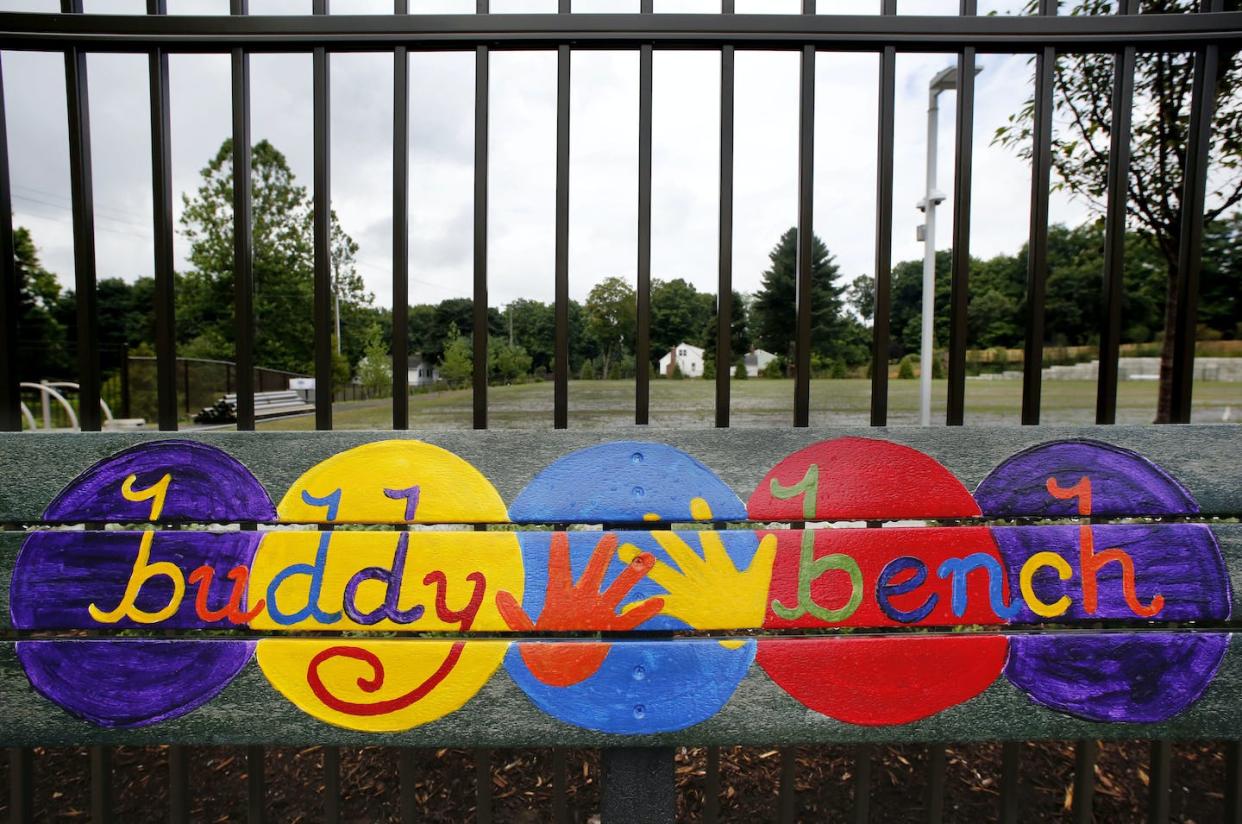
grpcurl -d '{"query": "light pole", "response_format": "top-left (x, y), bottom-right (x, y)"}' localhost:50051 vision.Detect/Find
top-left (916, 64), bottom-right (979, 426)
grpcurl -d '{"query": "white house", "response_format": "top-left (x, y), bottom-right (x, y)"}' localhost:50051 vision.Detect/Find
top-left (744, 348), bottom-right (777, 377)
top-left (658, 342), bottom-right (705, 378)
top-left (407, 354), bottom-right (440, 388)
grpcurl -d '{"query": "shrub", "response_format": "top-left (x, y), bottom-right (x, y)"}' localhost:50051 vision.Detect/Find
top-left (760, 359), bottom-right (784, 379)
top-left (733, 361), bottom-right (748, 380)
top-left (897, 354), bottom-right (917, 380)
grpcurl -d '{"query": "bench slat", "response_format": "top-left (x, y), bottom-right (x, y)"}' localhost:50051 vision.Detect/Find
top-left (1, 633), bottom-right (1241, 746)
top-left (0, 427), bottom-right (1239, 523)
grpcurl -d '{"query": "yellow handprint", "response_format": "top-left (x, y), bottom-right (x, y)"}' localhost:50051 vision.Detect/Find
top-left (617, 498), bottom-right (777, 641)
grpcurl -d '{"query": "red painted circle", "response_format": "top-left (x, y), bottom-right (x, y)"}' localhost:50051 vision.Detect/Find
top-left (757, 635), bottom-right (1008, 726)
top-left (751, 437), bottom-right (1007, 726)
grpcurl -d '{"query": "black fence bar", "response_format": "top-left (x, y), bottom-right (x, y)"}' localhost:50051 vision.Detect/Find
top-left (392, 0), bottom-right (409, 430)
top-left (1021, 0), bottom-right (1056, 426)
top-left (475, 748), bottom-right (492, 824)
top-left (926, 744), bottom-right (946, 823)
top-left (553, 1), bottom-right (570, 430)
top-left (714, 0), bottom-right (735, 429)
top-left (946, 0), bottom-right (977, 427)
top-left (0, 53), bottom-right (17, 433)
top-left (1072, 739), bottom-right (1097, 824)
top-left (551, 748), bottom-right (568, 823)
top-left (473, 0), bottom-right (489, 430)
top-left (231, 0), bottom-right (255, 431)
top-left (90, 745), bottom-right (113, 824)
top-left (1226, 741), bottom-right (1242, 823)
top-left (853, 743), bottom-right (872, 824)
top-left (147, 0), bottom-right (177, 432)
top-left (1148, 739), bottom-right (1171, 823)
top-left (1096, 0), bottom-right (1137, 426)
top-left (778, 746), bottom-right (797, 822)
top-left (4, 13), bottom-right (1239, 52)
top-left (62, 0), bottom-right (101, 432)
top-left (9, 747), bottom-right (33, 824)
top-left (323, 746), bottom-right (341, 824)
top-left (1169, 0), bottom-right (1222, 424)
top-left (169, 745), bottom-right (190, 823)
top-left (399, 748), bottom-right (417, 824)
top-left (870, 0), bottom-right (896, 427)
top-left (634, 0), bottom-right (654, 409)
top-left (792, 0), bottom-right (815, 428)
top-left (635, 0), bottom-right (653, 425)
top-left (999, 741), bottom-right (1020, 823)
top-left (704, 745), bottom-right (720, 823)
top-left (247, 745), bottom-right (265, 823)
top-left (313, 0), bottom-right (332, 430)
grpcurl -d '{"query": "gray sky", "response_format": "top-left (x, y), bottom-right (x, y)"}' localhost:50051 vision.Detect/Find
top-left (1, 0), bottom-right (1103, 312)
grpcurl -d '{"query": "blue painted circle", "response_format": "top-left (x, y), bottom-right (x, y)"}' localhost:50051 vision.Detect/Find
top-left (508, 441), bottom-right (746, 524)
top-left (506, 443), bottom-right (754, 733)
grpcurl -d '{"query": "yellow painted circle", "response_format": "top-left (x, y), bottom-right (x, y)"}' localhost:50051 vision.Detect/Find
top-left (252, 440), bottom-right (521, 732)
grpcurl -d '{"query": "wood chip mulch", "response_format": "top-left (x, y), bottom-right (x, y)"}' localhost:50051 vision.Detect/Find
top-left (0, 741), bottom-right (1230, 822)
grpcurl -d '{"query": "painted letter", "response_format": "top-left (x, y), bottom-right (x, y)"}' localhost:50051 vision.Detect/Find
top-left (88, 531), bottom-right (186, 624)
top-left (1019, 551), bottom-right (1072, 619)
top-left (937, 553), bottom-right (1020, 620)
top-left (1047, 476), bottom-right (1164, 618)
top-left (342, 532), bottom-right (425, 626)
top-left (266, 532), bottom-right (343, 626)
top-left (188, 564), bottom-right (265, 624)
top-left (771, 531), bottom-right (863, 623)
top-left (876, 556), bottom-right (937, 624)
top-left (121, 472), bottom-right (171, 521)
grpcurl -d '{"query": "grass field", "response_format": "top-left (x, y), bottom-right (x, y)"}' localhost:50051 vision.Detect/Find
top-left (257, 378), bottom-right (1241, 431)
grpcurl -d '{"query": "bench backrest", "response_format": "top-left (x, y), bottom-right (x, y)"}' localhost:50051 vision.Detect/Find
top-left (2, 425), bottom-right (1239, 749)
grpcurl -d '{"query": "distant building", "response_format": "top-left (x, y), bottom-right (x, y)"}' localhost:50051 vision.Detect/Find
top-left (744, 348), bottom-right (777, 377)
top-left (658, 343), bottom-right (705, 378)
top-left (407, 354), bottom-right (440, 387)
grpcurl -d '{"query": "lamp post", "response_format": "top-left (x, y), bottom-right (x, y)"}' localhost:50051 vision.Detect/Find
top-left (916, 64), bottom-right (979, 426)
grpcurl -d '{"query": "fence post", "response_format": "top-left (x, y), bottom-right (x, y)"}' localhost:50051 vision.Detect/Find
top-left (601, 748), bottom-right (674, 824)
top-left (182, 358), bottom-right (190, 416)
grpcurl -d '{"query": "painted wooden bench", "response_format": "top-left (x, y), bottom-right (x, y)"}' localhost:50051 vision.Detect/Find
top-left (1, 425), bottom-right (1240, 821)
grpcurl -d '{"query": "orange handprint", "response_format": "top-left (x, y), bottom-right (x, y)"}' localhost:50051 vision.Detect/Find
top-left (495, 532), bottom-right (664, 687)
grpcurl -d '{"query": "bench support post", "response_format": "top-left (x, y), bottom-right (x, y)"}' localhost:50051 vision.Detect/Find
top-left (601, 747), bottom-right (675, 824)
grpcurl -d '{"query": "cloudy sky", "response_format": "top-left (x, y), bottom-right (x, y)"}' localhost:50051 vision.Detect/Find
top-left (0, 0), bottom-right (1104, 313)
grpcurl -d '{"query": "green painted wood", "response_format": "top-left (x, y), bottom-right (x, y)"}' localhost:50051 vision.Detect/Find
top-left (0, 427), bottom-right (1239, 522)
top-left (2, 634), bottom-right (1242, 747)
top-left (3, 524), bottom-right (1239, 633)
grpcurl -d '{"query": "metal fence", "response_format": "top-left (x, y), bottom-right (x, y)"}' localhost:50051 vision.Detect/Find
top-left (0, 2), bottom-right (1239, 822)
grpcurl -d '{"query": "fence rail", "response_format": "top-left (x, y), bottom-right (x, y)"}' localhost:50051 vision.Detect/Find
top-left (0, 2), bottom-right (1239, 822)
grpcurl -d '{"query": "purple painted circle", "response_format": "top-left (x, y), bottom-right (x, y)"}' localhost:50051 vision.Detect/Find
top-left (42, 439), bottom-right (276, 523)
top-left (975, 440), bottom-right (1230, 723)
top-left (16, 640), bottom-right (255, 728)
top-left (12, 440), bottom-right (273, 728)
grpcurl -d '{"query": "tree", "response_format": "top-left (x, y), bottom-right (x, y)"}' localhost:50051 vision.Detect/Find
top-left (700, 290), bottom-right (752, 361)
top-left (751, 228), bottom-right (869, 368)
top-left (488, 337), bottom-right (532, 384)
top-left (12, 226), bottom-right (71, 381)
top-left (650, 278), bottom-right (714, 364)
top-left (438, 323), bottom-right (472, 388)
top-left (355, 325), bottom-right (391, 395)
top-left (584, 277), bottom-right (635, 379)
top-left (178, 138), bottom-right (372, 374)
top-left (996, 0), bottom-right (1242, 420)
